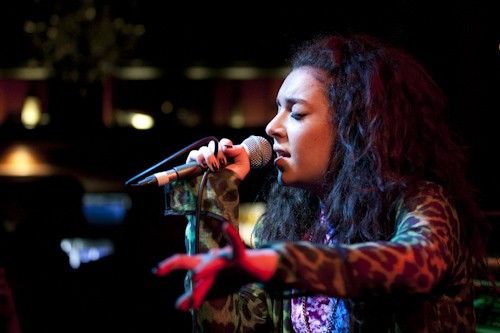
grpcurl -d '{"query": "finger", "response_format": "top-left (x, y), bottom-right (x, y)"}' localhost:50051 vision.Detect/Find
top-left (210, 140), bottom-right (227, 167)
top-left (219, 138), bottom-right (233, 149)
top-left (186, 150), bottom-right (208, 169)
top-left (222, 222), bottom-right (246, 261)
top-left (220, 144), bottom-right (251, 180)
top-left (207, 140), bottom-right (216, 154)
top-left (186, 149), bottom-right (199, 163)
top-left (207, 139), bottom-right (221, 156)
top-left (199, 145), bottom-right (219, 171)
top-left (176, 274), bottom-right (216, 311)
top-left (191, 252), bottom-right (229, 282)
top-left (190, 274), bottom-right (216, 310)
top-left (154, 254), bottom-right (202, 276)
top-left (174, 291), bottom-right (194, 312)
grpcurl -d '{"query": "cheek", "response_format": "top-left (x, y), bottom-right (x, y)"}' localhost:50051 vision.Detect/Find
top-left (307, 130), bottom-right (333, 167)
top-left (295, 131), bottom-right (331, 164)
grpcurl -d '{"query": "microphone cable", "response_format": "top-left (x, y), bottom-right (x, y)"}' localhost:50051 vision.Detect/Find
top-left (124, 136), bottom-right (219, 187)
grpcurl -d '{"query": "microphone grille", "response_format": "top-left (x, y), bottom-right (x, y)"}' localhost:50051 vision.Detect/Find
top-left (242, 135), bottom-right (273, 169)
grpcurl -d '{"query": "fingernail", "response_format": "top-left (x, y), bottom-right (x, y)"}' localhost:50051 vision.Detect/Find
top-left (219, 158), bottom-right (225, 166)
top-left (224, 144), bottom-right (233, 148)
top-left (212, 162), bottom-right (219, 171)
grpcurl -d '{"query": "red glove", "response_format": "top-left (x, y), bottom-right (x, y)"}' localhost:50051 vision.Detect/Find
top-left (154, 222), bottom-right (278, 311)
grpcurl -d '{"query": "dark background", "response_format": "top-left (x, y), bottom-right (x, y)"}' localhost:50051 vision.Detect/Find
top-left (0, 1), bottom-right (499, 332)
top-left (1, 0), bottom-right (498, 206)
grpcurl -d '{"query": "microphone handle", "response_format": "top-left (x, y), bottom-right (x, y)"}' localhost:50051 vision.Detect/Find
top-left (136, 162), bottom-right (204, 186)
top-left (170, 162), bottom-right (205, 182)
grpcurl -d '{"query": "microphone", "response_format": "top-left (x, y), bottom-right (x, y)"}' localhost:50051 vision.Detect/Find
top-left (134, 135), bottom-right (272, 187)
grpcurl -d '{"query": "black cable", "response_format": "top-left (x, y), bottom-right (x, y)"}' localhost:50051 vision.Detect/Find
top-left (124, 136), bottom-right (219, 186)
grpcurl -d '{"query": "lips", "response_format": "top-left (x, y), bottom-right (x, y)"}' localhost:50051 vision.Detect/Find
top-left (273, 146), bottom-right (290, 158)
top-left (273, 147), bottom-right (289, 168)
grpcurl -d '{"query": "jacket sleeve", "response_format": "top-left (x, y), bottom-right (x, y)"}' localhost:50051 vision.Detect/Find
top-left (164, 169), bottom-right (275, 332)
top-left (264, 182), bottom-right (462, 298)
top-left (165, 168), bottom-right (241, 254)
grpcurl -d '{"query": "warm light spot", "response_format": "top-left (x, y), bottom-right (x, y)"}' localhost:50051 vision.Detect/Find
top-left (130, 113), bottom-right (154, 130)
top-left (0, 144), bottom-right (54, 176)
top-left (21, 96), bottom-right (42, 129)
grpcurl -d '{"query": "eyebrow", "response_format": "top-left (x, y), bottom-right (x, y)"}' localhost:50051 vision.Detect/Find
top-left (276, 97), bottom-right (307, 108)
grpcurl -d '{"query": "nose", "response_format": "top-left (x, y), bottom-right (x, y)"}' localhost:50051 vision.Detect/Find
top-left (265, 113), bottom-right (284, 139)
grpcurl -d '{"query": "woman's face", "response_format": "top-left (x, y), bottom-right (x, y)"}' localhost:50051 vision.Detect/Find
top-left (266, 66), bottom-right (334, 196)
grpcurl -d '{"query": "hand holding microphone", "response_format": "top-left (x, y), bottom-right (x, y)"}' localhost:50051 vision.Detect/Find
top-left (188, 137), bottom-right (258, 181)
top-left (135, 135), bottom-right (272, 186)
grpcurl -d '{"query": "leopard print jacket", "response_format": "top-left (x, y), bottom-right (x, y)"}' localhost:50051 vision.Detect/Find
top-left (165, 169), bottom-right (475, 332)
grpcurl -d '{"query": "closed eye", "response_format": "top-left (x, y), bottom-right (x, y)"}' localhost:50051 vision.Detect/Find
top-left (291, 112), bottom-right (305, 120)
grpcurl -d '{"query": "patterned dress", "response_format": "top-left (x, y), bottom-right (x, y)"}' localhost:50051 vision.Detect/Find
top-left (291, 207), bottom-right (350, 332)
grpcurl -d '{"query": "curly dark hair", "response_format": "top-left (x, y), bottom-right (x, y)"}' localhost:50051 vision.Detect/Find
top-left (253, 33), bottom-right (492, 282)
